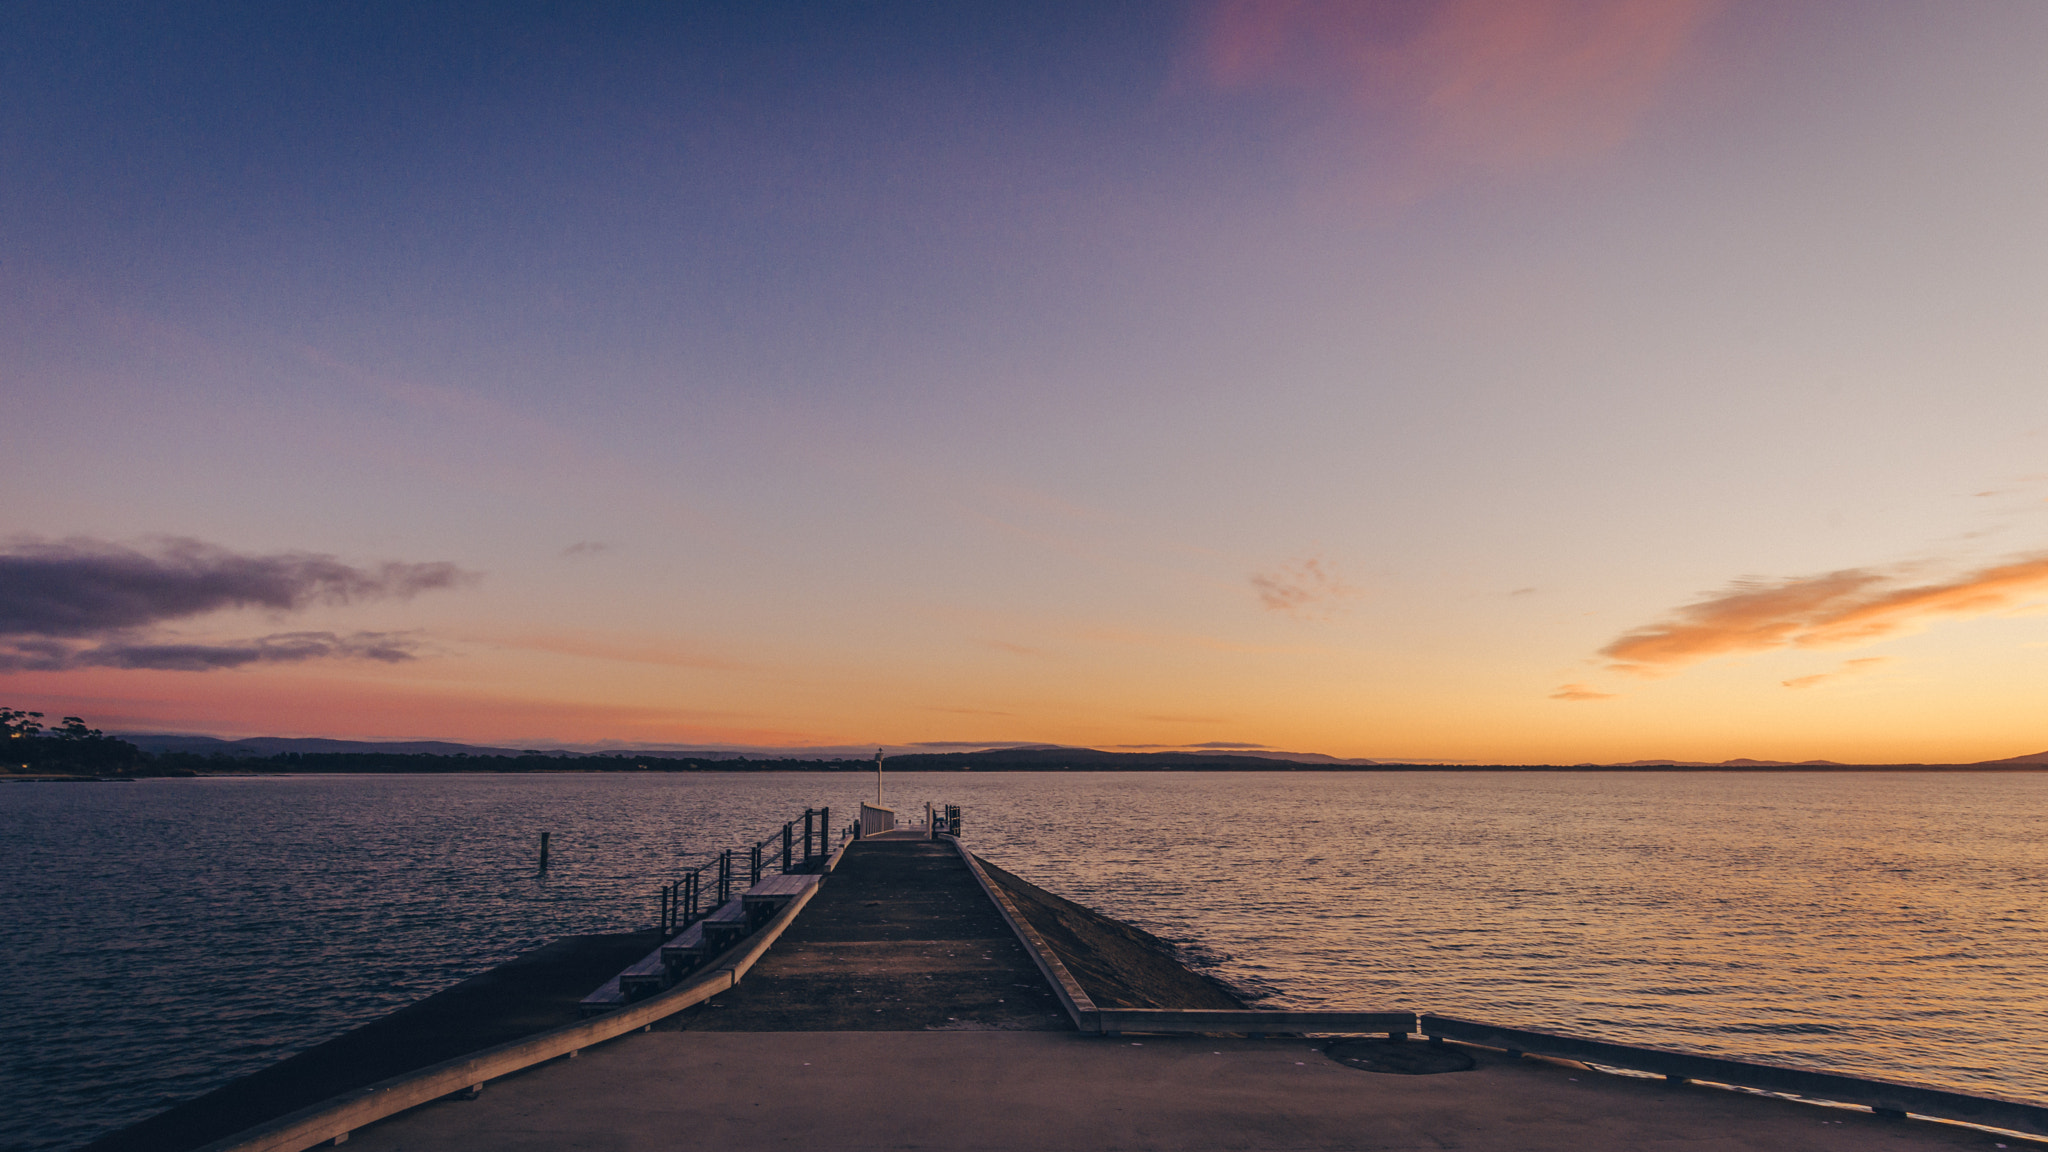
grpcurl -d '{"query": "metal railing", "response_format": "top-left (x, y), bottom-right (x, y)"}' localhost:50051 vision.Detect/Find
top-left (656, 806), bottom-right (829, 937)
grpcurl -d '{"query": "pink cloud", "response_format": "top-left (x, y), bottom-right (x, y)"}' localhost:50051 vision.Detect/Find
top-left (1194, 0), bottom-right (1723, 188)
top-left (1250, 556), bottom-right (1360, 618)
top-left (1550, 682), bottom-right (1616, 702)
top-left (1604, 554), bottom-right (2048, 675)
top-left (1781, 657), bottom-right (1889, 690)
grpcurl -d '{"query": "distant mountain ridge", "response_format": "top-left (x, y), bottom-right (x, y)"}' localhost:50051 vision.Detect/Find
top-left (1978, 749), bottom-right (2048, 765)
top-left (111, 733), bottom-right (2042, 768)
top-left (118, 734), bottom-right (577, 758)
top-left (1604, 758), bottom-right (1846, 768)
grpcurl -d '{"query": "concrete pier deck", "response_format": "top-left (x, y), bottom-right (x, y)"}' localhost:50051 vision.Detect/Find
top-left (664, 837), bottom-right (1070, 1031)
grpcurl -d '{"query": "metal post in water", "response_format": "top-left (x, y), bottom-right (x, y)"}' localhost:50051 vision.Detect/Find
top-left (538, 832), bottom-right (550, 874)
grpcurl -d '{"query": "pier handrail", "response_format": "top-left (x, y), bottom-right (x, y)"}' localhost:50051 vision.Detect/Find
top-left (194, 837), bottom-right (853, 1152)
top-left (657, 806), bottom-right (831, 936)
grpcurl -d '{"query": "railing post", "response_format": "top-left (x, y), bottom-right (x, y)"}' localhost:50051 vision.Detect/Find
top-left (719, 848), bottom-right (732, 905)
top-left (783, 821), bottom-right (793, 873)
top-left (751, 842), bottom-right (762, 884)
top-left (822, 807), bottom-right (829, 851)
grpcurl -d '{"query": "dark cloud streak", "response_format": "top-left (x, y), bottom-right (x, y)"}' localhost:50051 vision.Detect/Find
top-left (0, 631), bottom-right (424, 672)
top-left (0, 537), bottom-right (470, 637)
top-left (0, 537), bottom-right (472, 672)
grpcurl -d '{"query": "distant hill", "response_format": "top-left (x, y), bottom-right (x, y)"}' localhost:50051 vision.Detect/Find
top-left (118, 734), bottom-right (571, 758)
top-left (1608, 758), bottom-right (1846, 768)
top-left (1977, 749), bottom-right (2048, 765)
top-left (1184, 749), bottom-right (1380, 765)
top-left (105, 734), bottom-right (2035, 771)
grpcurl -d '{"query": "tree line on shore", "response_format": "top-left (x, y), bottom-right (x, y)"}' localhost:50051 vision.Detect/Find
top-left (3, 708), bottom-right (152, 775)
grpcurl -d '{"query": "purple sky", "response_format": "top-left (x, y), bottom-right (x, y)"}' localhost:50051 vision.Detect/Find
top-left (7, 2), bottom-right (2048, 762)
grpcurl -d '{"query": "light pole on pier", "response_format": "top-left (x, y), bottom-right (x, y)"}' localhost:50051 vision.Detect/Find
top-left (875, 747), bottom-right (884, 807)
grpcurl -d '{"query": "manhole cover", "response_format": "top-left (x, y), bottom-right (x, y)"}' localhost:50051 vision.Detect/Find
top-left (1325, 1039), bottom-right (1476, 1075)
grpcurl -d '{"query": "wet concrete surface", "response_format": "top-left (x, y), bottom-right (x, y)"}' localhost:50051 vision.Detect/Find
top-left (663, 838), bottom-right (1071, 1032)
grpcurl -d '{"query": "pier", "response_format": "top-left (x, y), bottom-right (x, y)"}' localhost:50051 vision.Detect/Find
top-left (120, 819), bottom-right (2041, 1152)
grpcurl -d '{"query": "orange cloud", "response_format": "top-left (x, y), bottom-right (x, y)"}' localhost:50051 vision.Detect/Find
top-left (1250, 556), bottom-right (1359, 618)
top-left (1604, 554), bottom-right (2048, 675)
top-left (1782, 657), bottom-right (1889, 690)
top-left (1550, 683), bottom-right (1616, 702)
top-left (1195, 0), bottom-right (1721, 186)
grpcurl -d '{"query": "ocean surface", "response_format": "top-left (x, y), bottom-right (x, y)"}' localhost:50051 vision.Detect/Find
top-left (4, 770), bottom-right (2045, 1150)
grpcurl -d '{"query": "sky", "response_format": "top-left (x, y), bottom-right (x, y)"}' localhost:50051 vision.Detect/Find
top-left (5, 1), bottom-right (2048, 763)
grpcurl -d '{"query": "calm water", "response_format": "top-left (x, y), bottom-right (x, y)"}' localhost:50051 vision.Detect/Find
top-left (4, 771), bottom-right (2045, 1150)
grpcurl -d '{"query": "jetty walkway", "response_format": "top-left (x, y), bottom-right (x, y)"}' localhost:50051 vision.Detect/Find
top-left (314, 833), bottom-right (2007, 1152)
top-left (662, 835), bottom-right (1070, 1032)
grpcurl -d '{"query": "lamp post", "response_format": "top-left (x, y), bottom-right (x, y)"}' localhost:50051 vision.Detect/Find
top-left (875, 747), bottom-right (884, 806)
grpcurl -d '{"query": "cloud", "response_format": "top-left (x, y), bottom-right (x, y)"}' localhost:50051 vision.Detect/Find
top-left (0, 631), bottom-right (424, 672)
top-left (0, 537), bottom-right (474, 673)
top-left (1250, 556), bottom-right (1360, 618)
top-left (1550, 683), bottom-right (1617, 701)
top-left (561, 541), bottom-right (609, 557)
top-left (1603, 554), bottom-right (2048, 675)
top-left (1781, 657), bottom-right (1890, 690)
top-left (0, 537), bottom-right (472, 637)
top-left (1193, 0), bottom-right (1721, 189)
top-left (1185, 740), bottom-right (1269, 749)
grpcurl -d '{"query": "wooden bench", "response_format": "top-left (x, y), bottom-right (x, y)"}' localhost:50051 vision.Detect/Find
top-left (578, 906), bottom-right (735, 1016)
top-left (698, 898), bottom-right (752, 953)
top-left (577, 975), bottom-right (628, 1016)
top-left (577, 878), bottom-right (813, 1017)
top-left (616, 948), bottom-right (669, 1002)
top-left (741, 872), bottom-right (820, 926)
top-left (659, 921), bottom-right (709, 979)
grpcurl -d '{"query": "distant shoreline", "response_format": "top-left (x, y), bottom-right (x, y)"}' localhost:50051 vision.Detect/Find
top-left (9, 762), bottom-right (2043, 781)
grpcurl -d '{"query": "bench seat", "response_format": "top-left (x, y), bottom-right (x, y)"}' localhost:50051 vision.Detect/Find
top-left (698, 898), bottom-right (752, 952)
top-left (741, 872), bottom-right (820, 924)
